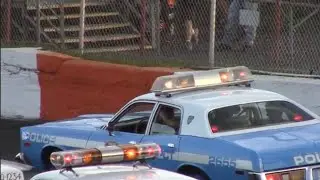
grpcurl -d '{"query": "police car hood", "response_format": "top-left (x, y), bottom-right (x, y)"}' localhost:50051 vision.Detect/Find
top-left (217, 120), bottom-right (320, 171)
top-left (31, 164), bottom-right (196, 180)
top-left (1, 159), bottom-right (33, 171)
top-left (41, 114), bottom-right (114, 130)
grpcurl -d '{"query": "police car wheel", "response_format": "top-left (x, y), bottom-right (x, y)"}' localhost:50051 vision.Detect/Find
top-left (178, 166), bottom-right (209, 180)
top-left (180, 170), bottom-right (208, 180)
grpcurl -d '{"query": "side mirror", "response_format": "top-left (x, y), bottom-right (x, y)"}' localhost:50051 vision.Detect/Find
top-left (106, 122), bottom-right (115, 136)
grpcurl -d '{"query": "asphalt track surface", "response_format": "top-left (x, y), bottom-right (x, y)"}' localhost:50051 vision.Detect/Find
top-left (0, 119), bottom-right (43, 179)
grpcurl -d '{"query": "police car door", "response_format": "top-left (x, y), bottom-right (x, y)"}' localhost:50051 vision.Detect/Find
top-left (140, 103), bottom-right (182, 171)
top-left (86, 101), bottom-right (157, 148)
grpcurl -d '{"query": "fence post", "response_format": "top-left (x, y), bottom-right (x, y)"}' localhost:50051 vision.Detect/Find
top-left (140, 0), bottom-right (147, 55)
top-left (21, 2), bottom-right (27, 41)
top-left (79, 0), bottom-right (86, 55)
top-left (155, 0), bottom-right (161, 55)
top-left (36, 0), bottom-right (41, 45)
top-left (150, 0), bottom-right (156, 48)
top-left (60, 3), bottom-right (65, 50)
top-left (208, 0), bottom-right (217, 68)
top-left (274, 0), bottom-right (282, 64)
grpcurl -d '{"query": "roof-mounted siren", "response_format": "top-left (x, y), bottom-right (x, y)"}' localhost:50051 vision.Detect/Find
top-left (50, 143), bottom-right (161, 171)
top-left (150, 66), bottom-right (254, 96)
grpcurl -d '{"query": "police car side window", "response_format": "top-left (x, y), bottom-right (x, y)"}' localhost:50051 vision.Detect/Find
top-left (112, 102), bottom-right (155, 134)
top-left (149, 104), bottom-right (181, 135)
top-left (208, 100), bottom-right (315, 133)
top-left (208, 103), bottom-right (260, 132)
top-left (257, 100), bottom-right (314, 124)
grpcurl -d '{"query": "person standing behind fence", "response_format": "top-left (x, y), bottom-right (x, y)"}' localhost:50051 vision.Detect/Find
top-left (180, 0), bottom-right (201, 51)
top-left (220, 0), bottom-right (259, 51)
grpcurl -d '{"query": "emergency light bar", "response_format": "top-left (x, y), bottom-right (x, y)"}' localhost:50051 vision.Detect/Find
top-left (151, 66), bottom-right (253, 94)
top-left (50, 143), bottom-right (161, 169)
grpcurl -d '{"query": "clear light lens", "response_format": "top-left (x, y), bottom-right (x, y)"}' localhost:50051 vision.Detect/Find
top-left (165, 81), bottom-right (173, 89)
top-left (281, 174), bottom-right (289, 180)
top-left (312, 168), bottom-right (320, 180)
top-left (50, 143), bottom-right (161, 169)
top-left (219, 72), bottom-right (230, 83)
top-left (151, 66), bottom-right (253, 94)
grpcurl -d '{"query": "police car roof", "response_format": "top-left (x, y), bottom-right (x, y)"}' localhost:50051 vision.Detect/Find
top-left (30, 164), bottom-right (196, 180)
top-left (134, 86), bottom-right (289, 109)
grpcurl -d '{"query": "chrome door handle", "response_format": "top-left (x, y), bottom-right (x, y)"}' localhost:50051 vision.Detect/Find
top-left (167, 143), bottom-right (175, 148)
top-left (129, 141), bottom-right (136, 144)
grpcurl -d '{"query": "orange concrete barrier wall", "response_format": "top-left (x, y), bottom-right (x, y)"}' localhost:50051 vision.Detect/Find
top-left (36, 51), bottom-right (175, 121)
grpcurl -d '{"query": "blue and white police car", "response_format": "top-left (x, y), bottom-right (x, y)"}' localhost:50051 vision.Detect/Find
top-left (30, 142), bottom-right (197, 180)
top-left (16, 66), bottom-right (320, 180)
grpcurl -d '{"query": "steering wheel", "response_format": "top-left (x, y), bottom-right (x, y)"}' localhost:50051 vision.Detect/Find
top-left (134, 117), bottom-right (149, 134)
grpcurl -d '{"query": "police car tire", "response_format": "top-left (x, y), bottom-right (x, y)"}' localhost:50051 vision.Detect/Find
top-left (181, 171), bottom-right (209, 180)
top-left (178, 166), bottom-right (209, 180)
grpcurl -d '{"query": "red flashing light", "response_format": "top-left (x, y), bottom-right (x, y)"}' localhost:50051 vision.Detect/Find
top-left (156, 144), bottom-right (161, 154)
top-left (147, 147), bottom-right (155, 156)
top-left (293, 114), bottom-right (303, 121)
top-left (239, 72), bottom-right (246, 77)
top-left (64, 154), bottom-right (73, 165)
top-left (266, 173), bottom-right (281, 180)
top-left (50, 143), bottom-right (161, 169)
top-left (211, 125), bottom-right (219, 133)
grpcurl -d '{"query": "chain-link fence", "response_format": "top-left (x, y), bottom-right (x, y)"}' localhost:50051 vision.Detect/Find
top-left (1, 0), bottom-right (319, 75)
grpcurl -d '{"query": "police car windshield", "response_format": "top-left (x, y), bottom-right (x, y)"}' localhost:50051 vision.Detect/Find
top-left (208, 100), bottom-right (315, 132)
top-left (117, 111), bottom-right (152, 122)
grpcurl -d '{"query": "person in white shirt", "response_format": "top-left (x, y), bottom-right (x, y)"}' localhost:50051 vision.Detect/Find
top-left (220, 0), bottom-right (259, 51)
top-left (150, 106), bottom-right (180, 135)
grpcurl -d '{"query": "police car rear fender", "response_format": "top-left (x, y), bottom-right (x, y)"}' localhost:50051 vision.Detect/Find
top-left (178, 135), bottom-right (262, 177)
top-left (216, 122), bottom-right (320, 171)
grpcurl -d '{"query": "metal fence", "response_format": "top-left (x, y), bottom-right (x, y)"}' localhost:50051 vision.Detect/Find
top-left (1, 0), bottom-right (320, 75)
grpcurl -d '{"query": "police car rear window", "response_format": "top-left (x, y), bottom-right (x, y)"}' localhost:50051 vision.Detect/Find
top-left (208, 100), bottom-right (314, 132)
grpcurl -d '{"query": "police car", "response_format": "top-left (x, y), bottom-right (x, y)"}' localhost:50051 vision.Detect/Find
top-left (30, 142), bottom-right (196, 180)
top-left (16, 66), bottom-right (320, 180)
top-left (1, 159), bottom-right (33, 180)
